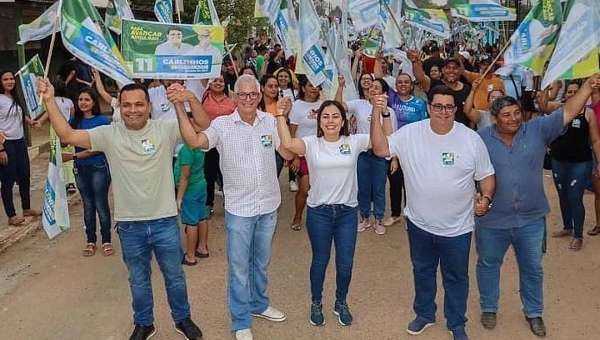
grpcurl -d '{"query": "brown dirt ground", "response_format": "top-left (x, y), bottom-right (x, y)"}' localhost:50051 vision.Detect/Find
top-left (0, 163), bottom-right (599, 340)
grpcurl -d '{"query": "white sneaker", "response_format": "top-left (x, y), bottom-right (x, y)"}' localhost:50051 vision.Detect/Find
top-left (357, 217), bottom-right (371, 232)
top-left (235, 329), bottom-right (253, 340)
top-left (251, 306), bottom-right (287, 322)
top-left (383, 216), bottom-right (402, 227)
top-left (374, 220), bottom-right (387, 235)
top-left (289, 180), bottom-right (299, 192)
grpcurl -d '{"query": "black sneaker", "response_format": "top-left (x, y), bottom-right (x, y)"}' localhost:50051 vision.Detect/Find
top-left (481, 312), bottom-right (497, 329)
top-left (526, 317), bottom-right (547, 337)
top-left (129, 324), bottom-right (156, 340)
top-left (175, 318), bottom-right (203, 340)
top-left (310, 301), bottom-right (325, 326)
top-left (333, 300), bottom-right (353, 326)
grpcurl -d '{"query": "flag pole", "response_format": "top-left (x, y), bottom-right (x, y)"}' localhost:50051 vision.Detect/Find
top-left (43, 17), bottom-right (60, 79)
top-left (479, 39), bottom-right (512, 79)
top-left (175, 0), bottom-right (182, 24)
top-left (384, 3), bottom-right (407, 46)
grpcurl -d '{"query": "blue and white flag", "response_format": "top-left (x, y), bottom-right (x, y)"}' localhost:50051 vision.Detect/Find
top-left (348, 0), bottom-right (380, 32)
top-left (16, 55), bottom-right (46, 119)
top-left (324, 26), bottom-right (359, 100)
top-left (298, 0), bottom-right (327, 86)
top-left (254, 0), bottom-right (283, 24)
top-left (155, 0), bottom-right (173, 23)
top-left (274, 0), bottom-right (300, 55)
top-left (18, 2), bottom-right (60, 45)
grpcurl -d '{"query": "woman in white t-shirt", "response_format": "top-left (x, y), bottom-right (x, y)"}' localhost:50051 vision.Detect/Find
top-left (53, 80), bottom-right (76, 193)
top-left (335, 75), bottom-right (397, 236)
top-left (276, 98), bottom-right (392, 327)
top-left (275, 68), bottom-right (297, 100)
top-left (287, 76), bottom-right (322, 231)
top-left (0, 70), bottom-right (42, 226)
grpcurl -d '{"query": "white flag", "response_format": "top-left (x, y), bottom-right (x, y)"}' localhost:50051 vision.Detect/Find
top-left (17, 2), bottom-right (60, 45)
top-left (324, 26), bottom-right (359, 101)
top-left (298, 0), bottom-right (328, 86)
top-left (255, 0), bottom-right (283, 24)
top-left (348, 0), bottom-right (380, 32)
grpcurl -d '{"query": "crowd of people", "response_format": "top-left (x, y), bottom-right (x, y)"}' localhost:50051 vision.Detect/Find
top-left (1, 33), bottom-right (598, 340)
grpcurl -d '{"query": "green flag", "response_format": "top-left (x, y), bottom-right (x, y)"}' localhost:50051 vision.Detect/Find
top-left (15, 55), bottom-right (46, 119)
top-left (194, 0), bottom-right (220, 25)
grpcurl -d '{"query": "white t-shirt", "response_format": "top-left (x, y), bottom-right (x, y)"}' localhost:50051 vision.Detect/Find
top-left (55, 96), bottom-right (73, 121)
top-left (149, 86), bottom-right (176, 121)
top-left (346, 99), bottom-right (397, 134)
top-left (302, 134), bottom-right (370, 207)
top-left (289, 100), bottom-right (322, 139)
top-left (0, 94), bottom-right (24, 140)
top-left (110, 97), bottom-right (121, 123)
top-left (280, 88), bottom-right (296, 100)
top-left (388, 120), bottom-right (495, 237)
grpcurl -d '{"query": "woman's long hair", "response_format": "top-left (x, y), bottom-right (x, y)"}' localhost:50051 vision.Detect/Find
top-left (0, 70), bottom-right (23, 118)
top-left (258, 74), bottom-right (279, 112)
top-left (70, 87), bottom-right (102, 129)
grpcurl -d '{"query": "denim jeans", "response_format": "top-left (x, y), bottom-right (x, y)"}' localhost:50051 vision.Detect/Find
top-left (476, 217), bottom-right (545, 318)
top-left (407, 219), bottom-right (471, 331)
top-left (75, 159), bottom-right (112, 244)
top-left (306, 204), bottom-right (358, 303)
top-left (551, 159), bottom-right (592, 239)
top-left (357, 150), bottom-right (388, 220)
top-left (225, 210), bottom-right (277, 331)
top-left (0, 138), bottom-right (31, 217)
top-left (117, 216), bottom-right (191, 325)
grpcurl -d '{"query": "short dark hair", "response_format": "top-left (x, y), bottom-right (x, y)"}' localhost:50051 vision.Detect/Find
top-left (317, 100), bottom-right (350, 138)
top-left (428, 85), bottom-right (456, 103)
top-left (372, 78), bottom-right (389, 94)
top-left (489, 95), bottom-right (520, 116)
top-left (119, 83), bottom-right (150, 102)
top-left (167, 26), bottom-right (182, 34)
top-left (257, 45), bottom-right (268, 54)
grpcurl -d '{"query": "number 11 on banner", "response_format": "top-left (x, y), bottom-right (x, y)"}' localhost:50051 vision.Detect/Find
top-left (134, 58), bottom-right (154, 72)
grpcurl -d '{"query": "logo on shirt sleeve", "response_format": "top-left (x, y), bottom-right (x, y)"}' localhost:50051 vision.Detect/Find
top-left (339, 143), bottom-right (351, 155)
top-left (142, 139), bottom-right (157, 154)
top-left (260, 134), bottom-right (273, 147)
top-left (441, 152), bottom-right (455, 165)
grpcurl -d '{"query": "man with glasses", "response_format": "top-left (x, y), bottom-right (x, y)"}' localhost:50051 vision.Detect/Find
top-left (370, 85), bottom-right (495, 340)
top-left (172, 74), bottom-right (294, 340)
top-left (155, 26), bottom-right (193, 55)
top-left (190, 28), bottom-right (223, 64)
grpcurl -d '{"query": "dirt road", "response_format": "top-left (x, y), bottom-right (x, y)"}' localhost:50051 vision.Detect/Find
top-left (0, 162), bottom-right (599, 340)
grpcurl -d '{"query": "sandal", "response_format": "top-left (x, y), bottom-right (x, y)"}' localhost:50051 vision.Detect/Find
top-left (182, 253), bottom-right (197, 266)
top-left (588, 226), bottom-right (600, 236)
top-left (8, 216), bottom-right (26, 226)
top-left (83, 243), bottom-right (96, 257)
top-left (66, 184), bottom-right (77, 194)
top-left (569, 238), bottom-right (583, 251)
top-left (290, 219), bottom-right (302, 231)
top-left (551, 229), bottom-right (573, 238)
top-left (101, 243), bottom-right (115, 256)
top-left (23, 209), bottom-right (42, 217)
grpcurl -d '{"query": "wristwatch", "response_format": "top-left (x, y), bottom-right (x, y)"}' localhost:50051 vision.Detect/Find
top-left (483, 196), bottom-right (493, 210)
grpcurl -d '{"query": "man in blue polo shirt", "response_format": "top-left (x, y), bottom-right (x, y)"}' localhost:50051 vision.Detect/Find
top-left (475, 73), bottom-right (600, 337)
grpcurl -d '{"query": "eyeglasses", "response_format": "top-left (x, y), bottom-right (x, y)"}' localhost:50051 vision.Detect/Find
top-left (199, 35), bottom-right (210, 39)
top-left (430, 104), bottom-right (456, 112)
top-left (236, 92), bottom-right (260, 100)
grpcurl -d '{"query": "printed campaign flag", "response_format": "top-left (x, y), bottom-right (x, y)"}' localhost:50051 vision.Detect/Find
top-left (449, 0), bottom-right (517, 22)
top-left (121, 19), bottom-right (225, 79)
top-left (323, 26), bottom-right (359, 101)
top-left (255, 0), bottom-right (283, 23)
top-left (348, 0), bottom-right (380, 32)
top-left (105, 0), bottom-right (134, 35)
top-left (274, 0), bottom-right (300, 55)
top-left (194, 0), bottom-right (220, 26)
top-left (42, 128), bottom-right (70, 239)
top-left (61, 0), bottom-right (133, 86)
top-left (298, 0), bottom-right (327, 86)
top-left (542, 0), bottom-right (600, 89)
top-left (383, 0), bottom-right (403, 51)
top-left (402, 0), bottom-right (451, 38)
top-left (503, 0), bottom-right (563, 76)
top-left (155, 0), bottom-right (173, 23)
top-left (17, 2), bottom-right (60, 45)
top-left (16, 55), bottom-right (45, 119)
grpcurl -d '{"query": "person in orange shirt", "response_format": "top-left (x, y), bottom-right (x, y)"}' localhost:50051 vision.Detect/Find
top-left (460, 57), bottom-right (505, 112)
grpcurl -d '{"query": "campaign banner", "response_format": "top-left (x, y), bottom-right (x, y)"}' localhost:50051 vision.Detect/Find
top-left (105, 0), bottom-right (134, 35)
top-left (503, 0), bottom-right (563, 76)
top-left (449, 0), bottom-right (517, 22)
top-left (403, 0), bottom-right (451, 38)
top-left (254, 0), bottom-right (283, 23)
top-left (274, 0), bottom-right (300, 55)
top-left (16, 55), bottom-right (46, 119)
top-left (194, 0), bottom-right (220, 25)
top-left (298, 0), bottom-right (327, 86)
top-left (541, 0), bottom-right (600, 88)
top-left (155, 0), bottom-right (173, 23)
top-left (18, 2), bottom-right (60, 45)
top-left (42, 128), bottom-right (70, 239)
top-left (348, 0), bottom-right (380, 32)
top-left (121, 19), bottom-right (225, 79)
top-left (61, 0), bottom-right (133, 86)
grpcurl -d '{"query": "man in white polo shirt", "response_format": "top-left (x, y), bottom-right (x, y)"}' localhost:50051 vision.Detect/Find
top-left (370, 85), bottom-right (495, 340)
top-left (172, 74), bottom-right (294, 340)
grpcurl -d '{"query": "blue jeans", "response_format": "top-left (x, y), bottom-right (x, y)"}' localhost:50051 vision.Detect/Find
top-left (357, 150), bottom-right (388, 220)
top-left (75, 159), bottom-right (112, 244)
top-left (225, 210), bottom-right (277, 331)
top-left (407, 219), bottom-right (471, 331)
top-left (306, 204), bottom-right (358, 303)
top-left (476, 218), bottom-right (545, 318)
top-left (551, 159), bottom-right (592, 239)
top-left (0, 138), bottom-right (31, 218)
top-left (117, 216), bottom-right (191, 325)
